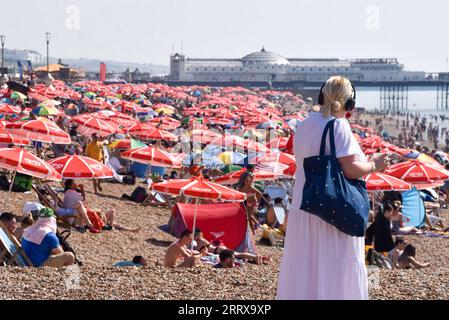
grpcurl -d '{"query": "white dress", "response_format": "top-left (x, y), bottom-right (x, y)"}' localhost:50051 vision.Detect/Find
top-left (277, 112), bottom-right (368, 300)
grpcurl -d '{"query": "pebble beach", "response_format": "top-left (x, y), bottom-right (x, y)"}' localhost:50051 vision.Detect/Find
top-left (1, 165), bottom-right (447, 300)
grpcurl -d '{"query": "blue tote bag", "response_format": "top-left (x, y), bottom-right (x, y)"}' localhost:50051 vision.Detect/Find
top-left (300, 119), bottom-right (369, 237)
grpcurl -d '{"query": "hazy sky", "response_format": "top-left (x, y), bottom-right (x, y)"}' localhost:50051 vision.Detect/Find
top-left (2, 0), bottom-right (449, 71)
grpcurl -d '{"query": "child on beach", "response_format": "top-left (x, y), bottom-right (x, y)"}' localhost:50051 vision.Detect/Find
top-left (397, 244), bottom-right (430, 269)
top-left (388, 236), bottom-right (407, 267)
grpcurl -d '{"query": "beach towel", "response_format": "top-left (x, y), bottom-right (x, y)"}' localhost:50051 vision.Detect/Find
top-left (22, 217), bottom-right (57, 245)
top-left (419, 231), bottom-right (449, 239)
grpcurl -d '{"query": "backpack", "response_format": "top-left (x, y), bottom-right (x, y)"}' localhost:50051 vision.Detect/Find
top-left (130, 186), bottom-right (148, 203)
top-left (56, 230), bottom-right (83, 266)
top-left (12, 173), bottom-right (33, 192)
top-left (368, 249), bottom-right (393, 269)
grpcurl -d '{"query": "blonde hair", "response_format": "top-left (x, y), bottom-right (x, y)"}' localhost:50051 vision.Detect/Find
top-left (320, 76), bottom-right (354, 117)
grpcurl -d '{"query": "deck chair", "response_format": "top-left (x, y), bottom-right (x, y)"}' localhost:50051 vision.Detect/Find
top-left (32, 184), bottom-right (76, 229)
top-left (273, 205), bottom-right (286, 226)
top-left (264, 185), bottom-right (290, 210)
top-left (0, 222), bottom-right (34, 267)
top-left (142, 179), bottom-right (174, 209)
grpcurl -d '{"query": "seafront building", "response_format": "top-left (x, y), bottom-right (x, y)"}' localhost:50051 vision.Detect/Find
top-left (168, 47), bottom-right (426, 83)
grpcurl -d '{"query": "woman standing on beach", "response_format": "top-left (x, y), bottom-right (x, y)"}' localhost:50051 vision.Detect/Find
top-left (277, 76), bottom-right (389, 300)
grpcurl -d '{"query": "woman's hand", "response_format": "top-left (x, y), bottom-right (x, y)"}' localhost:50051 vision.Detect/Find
top-left (371, 153), bottom-right (391, 172)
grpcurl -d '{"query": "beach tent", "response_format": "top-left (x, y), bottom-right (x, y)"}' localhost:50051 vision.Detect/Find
top-left (401, 187), bottom-right (426, 228)
top-left (166, 202), bottom-right (256, 254)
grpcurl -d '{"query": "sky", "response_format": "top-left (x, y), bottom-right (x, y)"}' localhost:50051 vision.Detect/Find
top-left (1, 0), bottom-right (449, 71)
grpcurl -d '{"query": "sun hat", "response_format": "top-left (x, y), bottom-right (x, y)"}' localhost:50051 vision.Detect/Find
top-left (38, 207), bottom-right (55, 219)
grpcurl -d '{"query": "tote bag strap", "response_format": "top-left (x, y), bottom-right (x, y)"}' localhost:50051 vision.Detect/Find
top-left (319, 118), bottom-right (337, 157)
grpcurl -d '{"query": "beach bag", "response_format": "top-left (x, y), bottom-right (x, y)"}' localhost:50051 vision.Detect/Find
top-left (300, 119), bottom-right (369, 237)
top-left (56, 230), bottom-right (83, 266)
top-left (368, 249), bottom-right (392, 269)
top-left (130, 186), bottom-right (148, 203)
top-left (86, 209), bottom-right (105, 230)
top-left (13, 173), bottom-right (33, 192)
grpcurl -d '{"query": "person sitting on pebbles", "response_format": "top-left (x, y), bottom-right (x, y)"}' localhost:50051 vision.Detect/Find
top-left (193, 228), bottom-right (267, 265)
top-left (164, 230), bottom-right (205, 268)
top-left (397, 244), bottom-right (430, 269)
top-left (63, 179), bottom-right (140, 233)
top-left (21, 208), bottom-right (75, 268)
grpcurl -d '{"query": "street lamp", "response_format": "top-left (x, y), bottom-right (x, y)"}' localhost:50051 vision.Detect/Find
top-left (0, 34), bottom-right (7, 84)
top-left (46, 32), bottom-right (51, 73)
top-left (43, 32), bottom-right (53, 86)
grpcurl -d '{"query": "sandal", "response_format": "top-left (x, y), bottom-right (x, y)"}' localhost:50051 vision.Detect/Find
top-left (261, 256), bottom-right (272, 265)
top-left (74, 226), bottom-right (86, 233)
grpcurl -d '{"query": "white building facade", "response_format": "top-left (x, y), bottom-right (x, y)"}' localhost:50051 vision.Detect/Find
top-left (169, 48), bottom-right (426, 83)
top-left (3, 49), bottom-right (42, 70)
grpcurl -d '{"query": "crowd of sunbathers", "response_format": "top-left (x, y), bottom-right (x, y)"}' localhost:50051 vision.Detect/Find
top-left (364, 189), bottom-right (449, 269)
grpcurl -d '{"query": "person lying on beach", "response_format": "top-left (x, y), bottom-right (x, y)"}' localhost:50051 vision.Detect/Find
top-left (193, 229), bottom-right (264, 264)
top-left (397, 244), bottom-right (430, 269)
top-left (164, 230), bottom-right (204, 268)
top-left (388, 236), bottom-right (407, 268)
top-left (21, 208), bottom-right (75, 268)
top-left (114, 256), bottom-right (147, 267)
top-left (214, 249), bottom-right (235, 269)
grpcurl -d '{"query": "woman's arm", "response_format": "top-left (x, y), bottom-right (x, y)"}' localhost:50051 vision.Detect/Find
top-left (338, 154), bottom-right (389, 180)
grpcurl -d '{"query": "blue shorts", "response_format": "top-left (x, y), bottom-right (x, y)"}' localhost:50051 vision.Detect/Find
top-left (56, 207), bottom-right (76, 217)
top-left (444, 180), bottom-right (449, 191)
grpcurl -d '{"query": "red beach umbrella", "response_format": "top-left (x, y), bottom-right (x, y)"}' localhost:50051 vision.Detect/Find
top-left (0, 147), bottom-right (61, 181)
top-left (133, 128), bottom-right (178, 142)
top-left (364, 173), bottom-right (411, 191)
top-left (191, 129), bottom-right (221, 144)
top-left (72, 115), bottom-right (120, 136)
top-left (6, 119), bottom-right (71, 144)
top-left (152, 176), bottom-right (247, 201)
top-left (386, 160), bottom-right (449, 184)
top-left (214, 168), bottom-right (280, 185)
top-left (121, 146), bottom-right (178, 167)
top-left (0, 104), bottom-right (21, 114)
top-left (0, 128), bottom-right (30, 146)
top-left (48, 155), bottom-right (114, 179)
